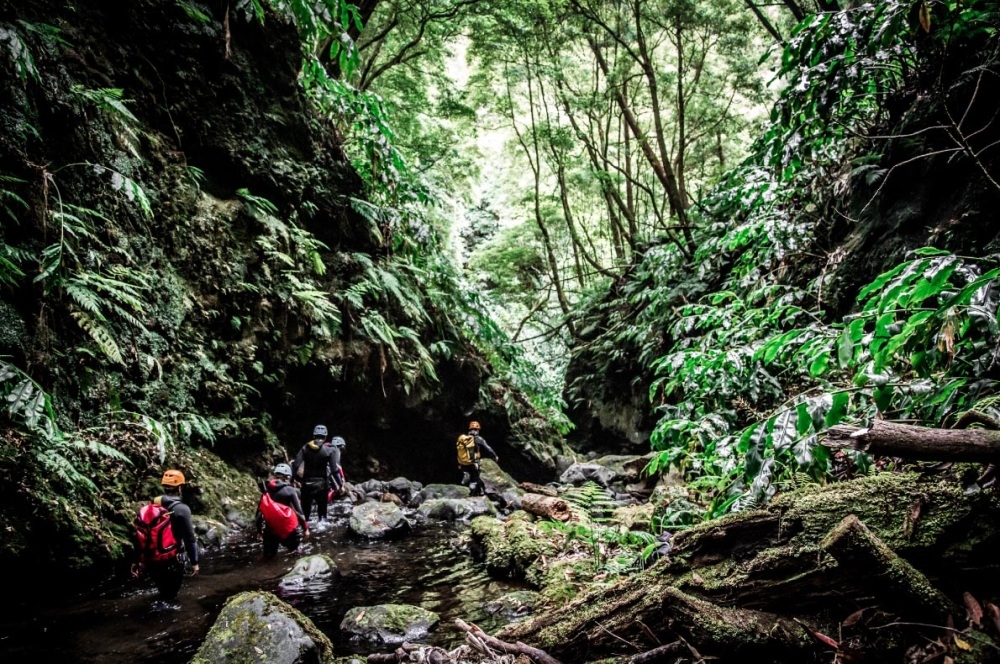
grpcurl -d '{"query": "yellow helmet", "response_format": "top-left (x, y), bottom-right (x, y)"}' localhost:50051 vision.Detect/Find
top-left (161, 469), bottom-right (186, 486)
top-left (468, 421), bottom-right (480, 431)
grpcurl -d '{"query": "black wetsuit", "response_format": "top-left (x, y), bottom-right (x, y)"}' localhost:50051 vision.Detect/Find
top-left (256, 479), bottom-right (307, 558)
top-left (292, 441), bottom-right (338, 520)
top-left (147, 494), bottom-right (199, 601)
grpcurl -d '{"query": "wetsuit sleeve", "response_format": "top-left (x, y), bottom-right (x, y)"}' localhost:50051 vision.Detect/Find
top-left (291, 446), bottom-right (305, 479)
top-left (283, 485), bottom-right (308, 528)
top-left (328, 447), bottom-right (343, 489)
top-left (476, 436), bottom-right (498, 461)
top-left (171, 502), bottom-right (199, 564)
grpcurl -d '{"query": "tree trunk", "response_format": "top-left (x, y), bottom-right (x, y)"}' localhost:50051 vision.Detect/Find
top-left (521, 493), bottom-right (573, 521)
top-left (824, 420), bottom-right (1000, 461)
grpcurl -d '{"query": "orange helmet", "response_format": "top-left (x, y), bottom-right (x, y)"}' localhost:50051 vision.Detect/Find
top-left (468, 421), bottom-right (480, 431)
top-left (161, 469), bottom-right (186, 486)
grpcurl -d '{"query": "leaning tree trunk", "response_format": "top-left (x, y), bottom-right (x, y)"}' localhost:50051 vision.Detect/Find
top-left (497, 472), bottom-right (1000, 662)
top-left (825, 419), bottom-right (1000, 461)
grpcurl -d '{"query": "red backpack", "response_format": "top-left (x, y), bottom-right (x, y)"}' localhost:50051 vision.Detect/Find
top-left (259, 491), bottom-right (298, 539)
top-left (135, 502), bottom-right (179, 564)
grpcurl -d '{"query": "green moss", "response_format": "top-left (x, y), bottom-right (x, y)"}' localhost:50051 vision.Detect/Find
top-left (192, 591), bottom-right (334, 664)
top-left (471, 512), bottom-right (558, 580)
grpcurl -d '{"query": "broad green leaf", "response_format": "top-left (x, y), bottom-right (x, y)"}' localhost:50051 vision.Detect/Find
top-left (837, 327), bottom-right (854, 368)
top-left (826, 392), bottom-right (849, 427)
top-left (772, 410), bottom-right (798, 452)
top-left (912, 247), bottom-right (951, 257)
top-left (809, 350), bottom-right (830, 377)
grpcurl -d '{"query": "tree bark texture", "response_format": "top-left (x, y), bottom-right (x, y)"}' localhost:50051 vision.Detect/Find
top-left (825, 420), bottom-right (1000, 461)
top-left (521, 493), bottom-right (573, 521)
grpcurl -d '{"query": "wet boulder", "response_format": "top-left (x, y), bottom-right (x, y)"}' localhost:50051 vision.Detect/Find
top-left (479, 460), bottom-right (522, 507)
top-left (559, 462), bottom-right (617, 488)
top-left (340, 604), bottom-right (439, 646)
top-left (486, 590), bottom-right (541, 622)
top-left (385, 477), bottom-right (420, 504)
top-left (357, 479), bottom-right (387, 495)
top-left (409, 483), bottom-right (470, 507)
top-left (279, 554), bottom-right (338, 591)
top-left (348, 502), bottom-right (409, 539)
top-left (416, 496), bottom-right (496, 523)
top-left (192, 590), bottom-right (334, 664)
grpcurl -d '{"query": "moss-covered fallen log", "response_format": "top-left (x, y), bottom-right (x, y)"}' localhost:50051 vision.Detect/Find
top-left (494, 472), bottom-right (1000, 663)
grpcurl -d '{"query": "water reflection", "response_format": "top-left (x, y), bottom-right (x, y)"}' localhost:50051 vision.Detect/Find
top-left (0, 514), bottom-right (526, 663)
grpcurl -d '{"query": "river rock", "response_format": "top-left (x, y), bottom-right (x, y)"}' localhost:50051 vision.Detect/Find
top-left (559, 462), bottom-right (617, 488)
top-left (416, 496), bottom-right (496, 523)
top-left (385, 476), bottom-right (420, 503)
top-left (279, 554), bottom-right (338, 590)
top-left (358, 479), bottom-right (387, 494)
top-left (191, 591), bottom-right (333, 664)
top-left (485, 590), bottom-right (540, 621)
top-left (478, 460), bottom-right (523, 508)
top-left (348, 501), bottom-right (409, 539)
top-left (340, 604), bottom-right (439, 646)
top-left (409, 483), bottom-right (470, 507)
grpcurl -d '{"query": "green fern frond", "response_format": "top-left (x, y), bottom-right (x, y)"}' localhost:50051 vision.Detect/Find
top-left (562, 481), bottom-right (617, 522)
top-left (37, 448), bottom-right (97, 492)
top-left (71, 310), bottom-right (124, 364)
top-left (64, 437), bottom-right (132, 463)
top-left (64, 279), bottom-right (104, 317)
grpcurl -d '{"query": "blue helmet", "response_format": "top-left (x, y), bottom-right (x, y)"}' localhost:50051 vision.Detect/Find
top-left (331, 436), bottom-right (346, 448)
top-left (273, 463), bottom-right (292, 478)
top-left (313, 424), bottom-right (328, 439)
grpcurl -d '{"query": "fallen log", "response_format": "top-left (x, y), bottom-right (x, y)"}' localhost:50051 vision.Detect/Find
top-left (521, 493), bottom-right (572, 521)
top-left (519, 481), bottom-right (559, 497)
top-left (455, 618), bottom-right (563, 664)
top-left (824, 420), bottom-right (1000, 461)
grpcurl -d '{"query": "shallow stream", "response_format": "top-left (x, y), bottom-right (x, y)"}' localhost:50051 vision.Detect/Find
top-left (0, 501), bottom-right (525, 663)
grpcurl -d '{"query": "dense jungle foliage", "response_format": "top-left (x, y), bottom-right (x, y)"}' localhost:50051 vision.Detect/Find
top-left (2, 0), bottom-right (1000, 589)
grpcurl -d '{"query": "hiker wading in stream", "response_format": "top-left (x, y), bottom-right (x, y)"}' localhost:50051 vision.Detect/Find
top-left (457, 420), bottom-right (499, 497)
top-left (132, 469), bottom-right (199, 602)
top-left (292, 424), bottom-right (338, 524)
top-left (256, 463), bottom-right (309, 559)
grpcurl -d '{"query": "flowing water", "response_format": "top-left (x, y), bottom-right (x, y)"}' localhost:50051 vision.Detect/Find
top-left (0, 502), bottom-right (526, 663)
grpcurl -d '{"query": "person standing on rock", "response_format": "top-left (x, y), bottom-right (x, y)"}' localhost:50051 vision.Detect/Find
top-left (133, 469), bottom-right (200, 602)
top-left (256, 463), bottom-right (309, 559)
top-left (292, 424), bottom-right (338, 524)
top-left (457, 420), bottom-right (499, 497)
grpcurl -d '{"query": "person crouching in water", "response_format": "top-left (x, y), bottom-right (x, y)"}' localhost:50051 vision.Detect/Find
top-left (256, 463), bottom-right (309, 559)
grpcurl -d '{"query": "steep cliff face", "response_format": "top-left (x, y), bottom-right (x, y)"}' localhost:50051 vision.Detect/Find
top-left (0, 0), bottom-right (565, 578)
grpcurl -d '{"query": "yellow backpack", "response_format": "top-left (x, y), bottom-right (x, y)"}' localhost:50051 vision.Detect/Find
top-left (456, 434), bottom-right (477, 465)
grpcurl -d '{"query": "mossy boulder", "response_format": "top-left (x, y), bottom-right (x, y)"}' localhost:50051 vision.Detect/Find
top-left (339, 604), bottom-right (440, 646)
top-left (470, 512), bottom-right (559, 582)
top-left (192, 590), bottom-right (334, 664)
top-left (478, 459), bottom-right (522, 505)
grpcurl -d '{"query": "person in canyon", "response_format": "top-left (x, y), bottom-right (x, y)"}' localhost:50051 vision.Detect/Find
top-left (133, 469), bottom-right (200, 602)
top-left (256, 463), bottom-right (309, 559)
top-left (457, 420), bottom-right (499, 497)
top-left (326, 435), bottom-right (347, 498)
top-left (291, 424), bottom-right (339, 523)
